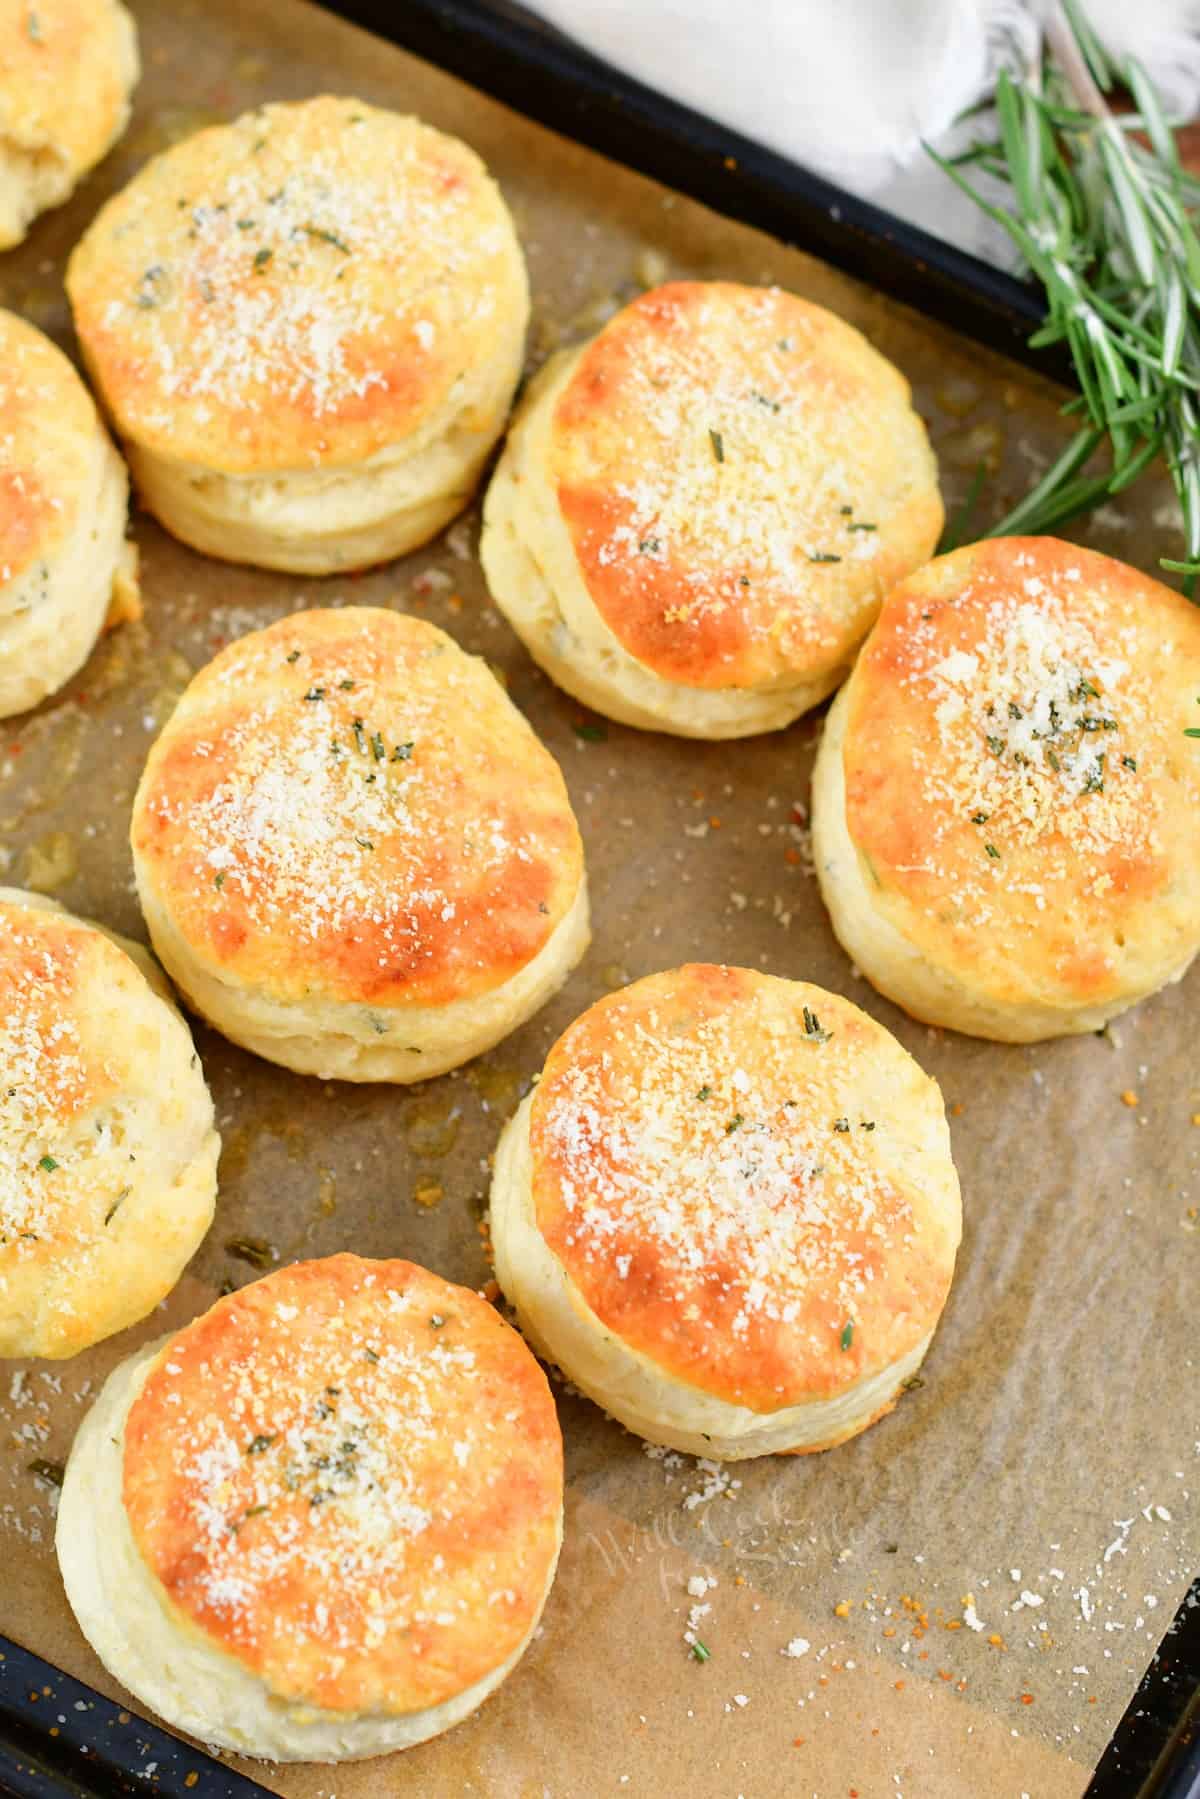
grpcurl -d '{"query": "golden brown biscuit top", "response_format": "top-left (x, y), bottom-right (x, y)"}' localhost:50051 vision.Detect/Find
top-left (67, 97), bottom-right (526, 473)
top-left (548, 282), bottom-right (942, 690)
top-left (528, 966), bottom-right (960, 1411)
top-left (0, 0), bottom-right (135, 176)
top-left (841, 538), bottom-right (1200, 1009)
top-left (123, 1256), bottom-right (563, 1716)
top-left (0, 310), bottom-right (98, 585)
top-left (131, 608), bottom-right (583, 1012)
top-left (0, 895), bottom-right (143, 1257)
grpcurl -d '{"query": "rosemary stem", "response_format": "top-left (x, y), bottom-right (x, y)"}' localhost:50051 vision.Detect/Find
top-left (1043, 4), bottom-right (1108, 122)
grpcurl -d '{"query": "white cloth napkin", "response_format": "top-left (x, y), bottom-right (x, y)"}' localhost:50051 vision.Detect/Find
top-left (528, 0), bottom-right (1200, 259)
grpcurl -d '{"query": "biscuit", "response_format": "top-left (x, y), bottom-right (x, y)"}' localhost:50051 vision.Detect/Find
top-left (0, 0), bottom-right (138, 249)
top-left (58, 1254), bottom-right (563, 1761)
top-left (490, 964), bottom-right (961, 1458)
top-left (67, 97), bottom-right (529, 573)
top-left (811, 537), bottom-right (1200, 1040)
top-left (130, 607), bottom-right (589, 1079)
top-left (0, 888), bottom-right (217, 1359)
top-left (481, 281), bottom-right (942, 737)
top-left (0, 308), bottom-right (139, 718)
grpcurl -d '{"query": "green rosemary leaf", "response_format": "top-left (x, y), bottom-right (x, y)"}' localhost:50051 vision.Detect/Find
top-left (1106, 432), bottom-right (1163, 494)
top-left (1102, 393), bottom-right (1165, 428)
top-left (1098, 129), bottom-right (1156, 287)
top-left (989, 426), bottom-right (1105, 537)
top-left (939, 461), bottom-right (988, 556)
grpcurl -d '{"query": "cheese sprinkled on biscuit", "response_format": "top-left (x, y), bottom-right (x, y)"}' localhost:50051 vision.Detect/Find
top-left (122, 1256), bottom-right (562, 1717)
top-left (68, 98), bottom-right (523, 473)
top-left (131, 607), bottom-right (583, 1012)
top-left (0, 310), bottom-right (99, 586)
top-left (836, 538), bottom-right (1200, 1015)
top-left (547, 281), bottom-right (942, 690)
top-left (0, 0), bottom-right (139, 251)
top-left (0, 912), bottom-right (103, 1245)
top-left (527, 965), bottom-right (959, 1412)
top-left (0, 891), bottom-right (217, 1358)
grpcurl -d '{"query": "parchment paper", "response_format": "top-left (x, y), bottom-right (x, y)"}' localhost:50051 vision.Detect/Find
top-left (0, 2), bottom-right (1196, 1794)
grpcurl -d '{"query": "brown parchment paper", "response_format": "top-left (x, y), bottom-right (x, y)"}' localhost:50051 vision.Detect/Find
top-left (0, 2), bottom-right (1196, 1794)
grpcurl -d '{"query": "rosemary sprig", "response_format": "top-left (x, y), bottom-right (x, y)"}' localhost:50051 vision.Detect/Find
top-left (928, 0), bottom-right (1200, 591)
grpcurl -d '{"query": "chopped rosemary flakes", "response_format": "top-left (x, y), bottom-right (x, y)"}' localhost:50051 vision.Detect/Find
top-left (38, 1154), bottom-right (57, 1172)
top-left (985, 843), bottom-right (1001, 859)
top-left (303, 687), bottom-right (326, 702)
top-left (708, 427), bottom-right (725, 463)
top-left (802, 1006), bottom-right (832, 1043)
top-left (232, 1504), bottom-right (269, 1532)
top-left (135, 265), bottom-right (168, 309)
top-left (1122, 754), bottom-right (1137, 770)
top-left (225, 1235), bottom-right (275, 1269)
top-left (638, 537), bottom-right (662, 554)
top-left (27, 1459), bottom-right (63, 1489)
top-left (840, 1321), bottom-right (854, 1351)
top-left (246, 1433), bottom-right (276, 1455)
top-left (696, 1085), bottom-right (712, 1101)
top-left (833, 1118), bottom-right (850, 1133)
top-left (300, 223), bottom-right (351, 253)
top-left (254, 247), bottom-right (273, 271)
top-left (573, 721), bottom-right (607, 742)
top-left (725, 1113), bottom-right (744, 1134)
top-left (807, 552), bottom-right (842, 564)
top-left (285, 648), bottom-right (300, 662)
top-left (213, 872), bottom-right (225, 890)
top-left (690, 1640), bottom-right (711, 1663)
